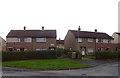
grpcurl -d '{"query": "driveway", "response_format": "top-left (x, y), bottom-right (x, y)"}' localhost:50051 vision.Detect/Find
top-left (2, 60), bottom-right (119, 76)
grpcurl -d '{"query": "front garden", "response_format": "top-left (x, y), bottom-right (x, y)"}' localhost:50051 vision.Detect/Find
top-left (2, 50), bottom-right (120, 70)
top-left (2, 59), bottom-right (90, 70)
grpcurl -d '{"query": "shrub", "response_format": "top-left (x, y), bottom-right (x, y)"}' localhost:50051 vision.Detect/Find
top-left (56, 48), bottom-right (68, 57)
top-left (95, 51), bottom-right (119, 59)
top-left (2, 51), bottom-right (57, 62)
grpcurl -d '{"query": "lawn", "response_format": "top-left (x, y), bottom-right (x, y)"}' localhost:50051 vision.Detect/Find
top-left (2, 59), bottom-right (90, 70)
top-left (82, 56), bottom-right (96, 59)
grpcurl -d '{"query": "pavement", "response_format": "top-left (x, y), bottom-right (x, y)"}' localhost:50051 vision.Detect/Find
top-left (2, 59), bottom-right (119, 76)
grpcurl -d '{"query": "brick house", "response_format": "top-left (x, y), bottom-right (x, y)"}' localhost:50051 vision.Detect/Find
top-left (64, 26), bottom-right (115, 55)
top-left (0, 36), bottom-right (6, 52)
top-left (6, 26), bottom-right (56, 52)
top-left (112, 32), bottom-right (120, 51)
top-left (56, 38), bottom-right (64, 49)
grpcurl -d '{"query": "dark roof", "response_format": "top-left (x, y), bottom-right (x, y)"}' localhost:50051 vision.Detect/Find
top-left (70, 30), bottom-right (113, 39)
top-left (56, 40), bottom-right (64, 44)
top-left (116, 32), bottom-right (120, 35)
top-left (7, 30), bottom-right (56, 38)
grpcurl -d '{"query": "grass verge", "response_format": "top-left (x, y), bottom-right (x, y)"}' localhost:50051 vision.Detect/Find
top-left (2, 59), bottom-right (90, 70)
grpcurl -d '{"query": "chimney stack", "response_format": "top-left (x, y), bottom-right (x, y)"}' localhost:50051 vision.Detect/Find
top-left (24, 26), bottom-right (26, 30)
top-left (78, 26), bottom-right (81, 31)
top-left (95, 29), bottom-right (97, 32)
top-left (42, 26), bottom-right (44, 31)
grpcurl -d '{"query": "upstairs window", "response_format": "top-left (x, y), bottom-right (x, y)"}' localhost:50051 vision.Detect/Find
top-left (78, 38), bottom-right (82, 42)
top-left (88, 38), bottom-right (93, 42)
top-left (108, 39), bottom-right (111, 43)
top-left (98, 39), bottom-right (103, 43)
top-left (18, 38), bottom-right (27, 42)
top-left (36, 38), bottom-right (46, 42)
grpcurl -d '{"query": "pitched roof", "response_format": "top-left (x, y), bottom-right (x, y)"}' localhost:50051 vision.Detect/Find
top-left (116, 32), bottom-right (120, 36)
top-left (70, 30), bottom-right (113, 39)
top-left (7, 30), bottom-right (56, 38)
top-left (56, 40), bottom-right (64, 44)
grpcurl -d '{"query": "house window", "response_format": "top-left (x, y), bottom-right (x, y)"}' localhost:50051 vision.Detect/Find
top-left (106, 47), bottom-right (110, 51)
top-left (36, 38), bottom-right (46, 42)
top-left (108, 39), bottom-right (111, 43)
top-left (98, 39), bottom-right (103, 43)
top-left (17, 48), bottom-right (20, 51)
top-left (36, 48), bottom-right (47, 51)
top-left (98, 48), bottom-right (103, 52)
top-left (8, 47), bottom-right (13, 52)
top-left (78, 38), bottom-right (82, 42)
top-left (116, 48), bottom-right (119, 51)
top-left (20, 48), bottom-right (25, 51)
top-left (50, 44), bottom-right (55, 46)
top-left (88, 48), bottom-right (94, 53)
top-left (88, 38), bottom-right (93, 42)
top-left (18, 38), bottom-right (27, 42)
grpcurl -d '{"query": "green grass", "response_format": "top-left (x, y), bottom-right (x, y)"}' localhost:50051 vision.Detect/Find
top-left (2, 59), bottom-right (90, 70)
top-left (82, 56), bottom-right (96, 59)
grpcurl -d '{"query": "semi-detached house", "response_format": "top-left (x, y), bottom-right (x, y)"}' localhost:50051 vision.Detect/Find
top-left (112, 32), bottom-right (120, 51)
top-left (6, 27), bottom-right (57, 52)
top-left (64, 26), bottom-right (115, 55)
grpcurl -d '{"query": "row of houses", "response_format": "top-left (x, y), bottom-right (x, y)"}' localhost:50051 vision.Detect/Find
top-left (0, 26), bottom-right (120, 55)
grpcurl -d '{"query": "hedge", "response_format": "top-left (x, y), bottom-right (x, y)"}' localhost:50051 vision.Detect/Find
top-left (95, 51), bottom-right (120, 59)
top-left (56, 48), bottom-right (68, 57)
top-left (2, 51), bottom-right (57, 62)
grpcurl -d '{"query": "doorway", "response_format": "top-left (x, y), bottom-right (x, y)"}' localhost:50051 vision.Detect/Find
top-left (81, 47), bottom-right (86, 56)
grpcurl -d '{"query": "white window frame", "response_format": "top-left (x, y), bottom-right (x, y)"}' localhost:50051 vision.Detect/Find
top-left (78, 38), bottom-right (82, 42)
top-left (36, 48), bottom-right (47, 51)
top-left (98, 48), bottom-right (103, 51)
top-left (17, 48), bottom-right (20, 51)
top-left (18, 38), bottom-right (27, 42)
top-left (98, 39), bottom-right (103, 43)
top-left (88, 48), bottom-right (94, 53)
top-left (88, 38), bottom-right (93, 42)
top-left (50, 44), bottom-right (55, 46)
top-left (108, 39), bottom-right (111, 43)
top-left (36, 38), bottom-right (46, 42)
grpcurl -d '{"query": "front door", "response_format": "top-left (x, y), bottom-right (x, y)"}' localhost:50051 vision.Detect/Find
top-left (82, 48), bottom-right (85, 56)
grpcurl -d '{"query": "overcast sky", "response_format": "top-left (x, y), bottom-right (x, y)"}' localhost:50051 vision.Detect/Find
top-left (0, 0), bottom-right (119, 40)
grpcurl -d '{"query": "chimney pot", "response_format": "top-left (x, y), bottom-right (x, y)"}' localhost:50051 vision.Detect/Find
top-left (24, 26), bottom-right (26, 30)
top-left (42, 26), bottom-right (44, 31)
top-left (78, 26), bottom-right (81, 31)
top-left (95, 29), bottom-right (97, 32)
top-left (59, 38), bottom-right (60, 40)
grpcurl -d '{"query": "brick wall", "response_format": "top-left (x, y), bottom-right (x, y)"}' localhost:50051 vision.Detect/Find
top-left (6, 42), bottom-right (33, 51)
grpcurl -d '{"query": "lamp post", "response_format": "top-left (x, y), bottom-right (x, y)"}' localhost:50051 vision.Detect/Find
top-left (78, 26), bottom-right (80, 53)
